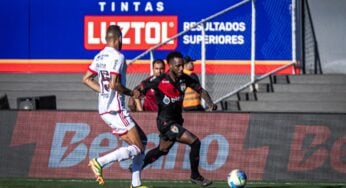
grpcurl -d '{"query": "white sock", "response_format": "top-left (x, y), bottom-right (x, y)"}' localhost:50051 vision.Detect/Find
top-left (131, 152), bottom-right (145, 187)
top-left (97, 145), bottom-right (140, 167)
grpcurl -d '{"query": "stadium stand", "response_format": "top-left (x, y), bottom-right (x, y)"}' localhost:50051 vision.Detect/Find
top-left (1, 73), bottom-right (345, 113)
top-left (222, 74), bottom-right (346, 113)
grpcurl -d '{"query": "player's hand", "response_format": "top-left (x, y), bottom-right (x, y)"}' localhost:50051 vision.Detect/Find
top-left (206, 104), bottom-right (217, 111)
top-left (132, 89), bottom-right (141, 98)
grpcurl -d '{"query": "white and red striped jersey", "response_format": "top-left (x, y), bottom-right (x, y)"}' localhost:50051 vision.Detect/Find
top-left (88, 46), bottom-right (127, 114)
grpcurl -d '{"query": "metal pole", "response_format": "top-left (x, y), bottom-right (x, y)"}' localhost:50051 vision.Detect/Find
top-left (250, 0), bottom-right (256, 84)
top-left (201, 22), bottom-right (206, 107)
top-left (291, 0), bottom-right (297, 74)
top-left (149, 51), bottom-right (154, 75)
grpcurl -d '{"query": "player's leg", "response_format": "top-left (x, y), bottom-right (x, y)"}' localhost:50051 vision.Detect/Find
top-left (88, 112), bottom-right (144, 186)
top-left (177, 130), bottom-right (213, 187)
top-left (126, 123), bottom-right (148, 188)
top-left (142, 119), bottom-right (179, 169)
top-left (142, 138), bottom-right (175, 169)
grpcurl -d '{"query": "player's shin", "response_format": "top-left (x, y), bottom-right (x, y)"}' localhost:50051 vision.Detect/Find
top-left (131, 152), bottom-right (145, 187)
top-left (189, 139), bottom-right (201, 179)
top-left (97, 145), bottom-right (141, 166)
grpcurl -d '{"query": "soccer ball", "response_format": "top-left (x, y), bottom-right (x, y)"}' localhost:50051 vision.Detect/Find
top-left (227, 169), bottom-right (247, 188)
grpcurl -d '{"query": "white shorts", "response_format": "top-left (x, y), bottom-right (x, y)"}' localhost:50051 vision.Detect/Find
top-left (100, 110), bottom-right (136, 136)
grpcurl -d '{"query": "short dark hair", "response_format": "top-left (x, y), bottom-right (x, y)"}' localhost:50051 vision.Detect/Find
top-left (152, 59), bottom-right (165, 68)
top-left (166, 51), bottom-right (183, 64)
top-left (183, 56), bottom-right (196, 64)
top-left (106, 25), bottom-right (122, 41)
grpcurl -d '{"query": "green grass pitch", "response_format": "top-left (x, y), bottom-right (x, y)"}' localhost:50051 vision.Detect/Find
top-left (0, 178), bottom-right (346, 188)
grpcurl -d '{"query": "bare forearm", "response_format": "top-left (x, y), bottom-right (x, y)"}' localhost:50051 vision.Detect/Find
top-left (113, 83), bottom-right (133, 96)
top-left (83, 77), bottom-right (100, 93)
top-left (201, 89), bottom-right (214, 107)
top-left (134, 98), bottom-right (143, 111)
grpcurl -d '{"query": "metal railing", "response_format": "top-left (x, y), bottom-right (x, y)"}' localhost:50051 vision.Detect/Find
top-left (127, 0), bottom-right (297, 108)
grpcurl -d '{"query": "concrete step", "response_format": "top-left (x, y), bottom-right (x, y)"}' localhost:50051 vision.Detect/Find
top-left (58, 99), bottom-right (98, 110)
top-left (239, 101), bottom-right (346, 113)
top-left (0, 73), bottom-right (83, 83)
top-left (0, 82), bottom-right (89, 91)
top-left (218, 100), bottom-right (240, 111)
top-left (2, 91), bottom-right (97, 110)
top-left (274, 74), bottom-right (346, 84)
top-left (273, 84), bottom-right (346, 93)
top-left (255, 92), bottom-right (346, 102)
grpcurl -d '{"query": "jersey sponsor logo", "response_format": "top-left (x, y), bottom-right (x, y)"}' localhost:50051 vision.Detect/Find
top-left (163, 95), bottom-right (170, 104)
top-left (162, 95), bottom-right (182, 105)
top-left (84, 16), bottom-right (178, 50)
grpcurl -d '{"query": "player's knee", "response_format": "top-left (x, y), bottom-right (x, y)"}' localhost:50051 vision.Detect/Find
top-left (189, 138), bottom-right (201, 148)
top-left (156, 146), bottom-right (169, 155)
top-left (136, 144), bottom-right (145, 153)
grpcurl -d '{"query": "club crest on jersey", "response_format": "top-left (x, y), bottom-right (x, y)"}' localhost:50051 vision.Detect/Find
top-left (170, 125), bottom-right (179, 133)
top-left (180, 83), bottom-right (186, 92)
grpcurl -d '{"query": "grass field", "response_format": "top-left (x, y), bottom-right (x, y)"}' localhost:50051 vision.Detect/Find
top-left (0, 178), bottom-right (346, 188)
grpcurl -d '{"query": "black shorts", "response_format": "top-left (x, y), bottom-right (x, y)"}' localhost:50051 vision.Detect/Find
top-left (156, 119), bottom-right (186, 141)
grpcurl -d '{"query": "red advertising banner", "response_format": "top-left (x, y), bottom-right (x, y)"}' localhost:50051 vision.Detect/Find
top-left (84, 16), bottom-right (178, 50)
top-left (9, 111), bottom-right (268, 180)
top-left (3, 111), bottom-right (345, 181)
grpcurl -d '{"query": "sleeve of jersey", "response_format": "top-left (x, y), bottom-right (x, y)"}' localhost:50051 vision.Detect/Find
top-left (88, 59), bottom-right (98, 74)
top-left (190, 73), bottom-right (201, 83)
top-left (141, 76), bottom-right (159, 95)
top-left (110, 54), bottom-right (123, 76)
top-left (187, 76), bottom-right (202, 92)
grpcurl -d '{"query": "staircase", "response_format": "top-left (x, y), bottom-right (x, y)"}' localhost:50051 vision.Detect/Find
top-left (221, 74), bottom-right (346, 113)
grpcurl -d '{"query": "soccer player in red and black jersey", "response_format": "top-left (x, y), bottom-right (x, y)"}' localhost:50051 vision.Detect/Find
top-left (128, 59), bottom-right (165, 112)
top-left (137, 51), bottom-right (216, 187)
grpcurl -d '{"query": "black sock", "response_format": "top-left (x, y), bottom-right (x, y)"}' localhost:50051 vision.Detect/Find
top-left (142, 147), bottom-right (166, 169)
top-left (189, 139), bottom-right (201, 179)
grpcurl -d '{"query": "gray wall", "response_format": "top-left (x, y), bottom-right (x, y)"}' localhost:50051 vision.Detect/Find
top-left (309, 0), bottom-right (346, 73)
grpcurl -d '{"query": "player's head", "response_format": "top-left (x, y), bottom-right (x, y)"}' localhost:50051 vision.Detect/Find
top-left (152, 59), bottom-right (165, 76)
top-left (183, 56), bottom-right (196, 71)
top-left (106, 25), bottom-right (122, 50)
top-left (166, 51), bottom-right (184, 77)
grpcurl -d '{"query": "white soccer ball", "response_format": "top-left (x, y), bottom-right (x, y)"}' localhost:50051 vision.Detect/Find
top-left (227, 169), bottom-right (247, 188)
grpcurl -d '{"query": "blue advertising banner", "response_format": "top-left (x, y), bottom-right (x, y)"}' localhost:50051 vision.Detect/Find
top-left (0, 0), bottom-right (293, 73)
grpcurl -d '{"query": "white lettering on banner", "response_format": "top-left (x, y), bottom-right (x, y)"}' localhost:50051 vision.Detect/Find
top-left (88, 22), bottom-right (100, 44)
top-left (48, 123), bottom-right (118, 168)
top-left (84, 16), bottom-right (177, 50)
top-left (182, 134), bottom-right (229, 170)
top-left (201, 134), bottom-right (229, 170)
top-left (98, 1), bottom-right (165, 13)
top-left (183, 21), bottom-right (246, 45)
top-left (48, 123), bottom-right (230, 170)
top-left (87, 21), bottom-right (174, 45)
top-left (48, 123), bottom-right (90, 168)
top-left (183, 35), bottom-right (244, 45)
top-left (183, 21), bottom-right (246, 32)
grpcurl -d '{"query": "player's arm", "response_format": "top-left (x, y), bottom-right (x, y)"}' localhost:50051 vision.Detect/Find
top-left (200, 89), bottom-right (217, 111)
top-left (82, 70), bottom-right (100, 93)
top-left (109, 54), bottom-right (139, 97)
top-left (187, 76), bottom-right (216, 111)
top-left (109, 74), bottom-right (138, 97)
top-left (136, 76), bottom-right (160, 96)
top-left (128, 96), bottom-right (143, 112)
top-left (134, 98), bottom-right (143, 111)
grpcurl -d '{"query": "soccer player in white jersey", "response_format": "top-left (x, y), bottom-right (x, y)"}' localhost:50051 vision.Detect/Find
top-left (82, 25), bottom-right (148, 188)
